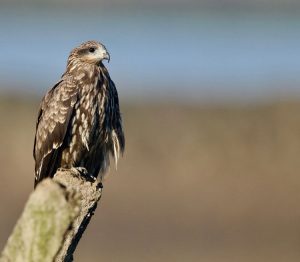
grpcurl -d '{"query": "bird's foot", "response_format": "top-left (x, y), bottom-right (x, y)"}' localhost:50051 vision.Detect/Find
top-left (71, 167), bottom-right (98, 184)
top-left (71, 167), bottom-right (88, 175)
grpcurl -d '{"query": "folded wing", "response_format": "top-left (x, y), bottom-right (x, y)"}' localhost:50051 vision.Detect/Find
top-left (33, 77), bottom-right (78, 187)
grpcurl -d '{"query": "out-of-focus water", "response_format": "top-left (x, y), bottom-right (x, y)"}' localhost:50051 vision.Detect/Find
top-left (0, 7), bottom-right (299, 102)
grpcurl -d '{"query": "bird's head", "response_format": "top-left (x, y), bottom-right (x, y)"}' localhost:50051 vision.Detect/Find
top-left (69, 40), bottom-right (110, 65)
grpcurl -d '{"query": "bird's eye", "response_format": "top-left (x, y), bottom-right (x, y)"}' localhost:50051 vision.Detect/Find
top-left (89, 47), bottom-right (96, 53)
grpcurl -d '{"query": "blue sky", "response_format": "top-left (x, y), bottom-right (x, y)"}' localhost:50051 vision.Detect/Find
top-left (0, 7), bottom-right (299, 103)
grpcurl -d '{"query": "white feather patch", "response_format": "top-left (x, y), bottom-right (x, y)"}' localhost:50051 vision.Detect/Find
top-left (111, 129), bottom-right (120, 169)
top-left (82, 134), bottom-right (89, 151)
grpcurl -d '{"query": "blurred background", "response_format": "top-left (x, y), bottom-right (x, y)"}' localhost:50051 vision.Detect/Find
top-left (0, 0), bottom-right (300, 261)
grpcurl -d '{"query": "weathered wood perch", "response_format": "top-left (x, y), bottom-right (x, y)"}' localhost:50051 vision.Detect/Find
top-left (0, 168), bottom-right (102, 262)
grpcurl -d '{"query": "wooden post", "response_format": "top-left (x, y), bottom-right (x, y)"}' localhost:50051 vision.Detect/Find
top-left (0, 168), bottom-right (102, 262)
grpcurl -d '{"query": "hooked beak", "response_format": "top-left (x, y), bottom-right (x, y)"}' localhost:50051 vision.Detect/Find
top-left (103, 51), bottom-right (110, 63)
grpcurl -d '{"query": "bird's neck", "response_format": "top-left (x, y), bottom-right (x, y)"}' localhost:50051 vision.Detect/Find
top-left (65, 60), bottom-right (109, 85)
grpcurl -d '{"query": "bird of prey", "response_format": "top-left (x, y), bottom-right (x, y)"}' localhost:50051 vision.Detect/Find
top-left (33, 40), bottom-right (125, 188)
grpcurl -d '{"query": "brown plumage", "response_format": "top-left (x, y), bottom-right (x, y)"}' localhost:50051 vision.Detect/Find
top-left (33, 40), bottom-right (125, 188)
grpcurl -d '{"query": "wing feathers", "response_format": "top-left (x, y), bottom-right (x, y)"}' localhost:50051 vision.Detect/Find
top-left (33, 77), bottom-right (78, 186)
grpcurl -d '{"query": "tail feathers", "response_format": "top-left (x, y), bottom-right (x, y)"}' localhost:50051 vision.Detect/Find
top-left (34, 149), bottom-right (60, 189)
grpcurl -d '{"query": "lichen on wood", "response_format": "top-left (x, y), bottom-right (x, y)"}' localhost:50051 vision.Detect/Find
top-left (0, 168), bottom-right (102, 262)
